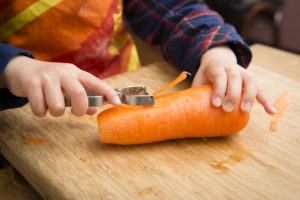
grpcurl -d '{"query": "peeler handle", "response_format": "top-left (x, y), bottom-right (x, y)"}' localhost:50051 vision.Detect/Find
top-left (64, 86), bottom-right (155, 107)
top-left (64, 94), bottom-right (105, 107)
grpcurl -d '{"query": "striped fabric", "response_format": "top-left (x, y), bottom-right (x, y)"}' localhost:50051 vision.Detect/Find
top-left (0, 0), bottom-right (63, 41)
top-left (0, 0), bottom-right (140, 78)
top-left (0, 0), bottom-right (251, 78)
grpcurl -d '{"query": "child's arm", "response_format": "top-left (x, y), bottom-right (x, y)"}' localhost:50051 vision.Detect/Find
top-left (0, 45), bottom-right (120, 117)
top-left (123, 0), bottom-right (275, 114)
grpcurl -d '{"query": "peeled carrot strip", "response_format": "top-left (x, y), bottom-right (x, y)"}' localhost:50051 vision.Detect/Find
top-left (154, 71), bottom-right (189, 96)
top-left (269, 91), bottom-right (290, 132)
top-left (269, 121), bottom-right (278, 132)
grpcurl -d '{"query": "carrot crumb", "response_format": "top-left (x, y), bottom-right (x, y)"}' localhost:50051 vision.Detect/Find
top-left (23, 138), bottom-right (46, 145)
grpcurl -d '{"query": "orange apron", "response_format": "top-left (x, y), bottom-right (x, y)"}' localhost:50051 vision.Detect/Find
top-left (0, 0), bottom-right (140, 78)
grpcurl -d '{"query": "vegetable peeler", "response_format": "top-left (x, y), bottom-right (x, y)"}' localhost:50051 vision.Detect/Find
top-left (64, 86), bottom-right (155, 107)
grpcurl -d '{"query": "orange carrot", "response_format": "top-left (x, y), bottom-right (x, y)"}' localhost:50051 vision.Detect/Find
top-left (97, 85), bottom-right (249, 145)
top-left (269, 91), bottom-right (290, 132)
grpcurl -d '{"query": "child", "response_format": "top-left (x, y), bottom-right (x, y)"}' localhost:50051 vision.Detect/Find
top-left (0, 0), bottom-right (276, 117)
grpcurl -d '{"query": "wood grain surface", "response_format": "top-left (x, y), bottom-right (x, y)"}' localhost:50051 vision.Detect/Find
top-left (0, 56), bottom-right (299, 199)
top-left (251, 44), bottom-right (300, 82)
top-left (0, 166), bottom-right (42, 200)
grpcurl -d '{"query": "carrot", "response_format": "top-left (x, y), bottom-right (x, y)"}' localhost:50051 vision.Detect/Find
top-left (97, 73), bottom-right (249, 144)
top-left (269, 91), bottom-right (290, 132)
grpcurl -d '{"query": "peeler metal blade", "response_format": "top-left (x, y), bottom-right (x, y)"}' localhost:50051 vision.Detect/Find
top-left (64, 86), bottom-right (154, 107)
top-left (123, 95), bottom-right (155, 106)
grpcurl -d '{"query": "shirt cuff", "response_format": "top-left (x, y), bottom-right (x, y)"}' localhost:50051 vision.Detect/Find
top-left (0, 89), bottom-right (28, 111)
top-left (177, 24), bottom-right (252, 77)
top-left (0, 44), bottom-right (33, 73)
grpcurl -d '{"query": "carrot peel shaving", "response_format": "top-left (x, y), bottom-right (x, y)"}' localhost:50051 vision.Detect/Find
top-left (154, 71), bottom-right (189, 96)
top-left (269, 91), bottom-right (290, 132)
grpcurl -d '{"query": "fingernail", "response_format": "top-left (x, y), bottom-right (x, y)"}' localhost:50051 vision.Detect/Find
top-left (242, 102), bottom-right (251, 112)
top-left (113, 95), bottom-right (121, 105)
top-left (223, 102), bottom-right (235, 112)
top-left (212, 97), bottom-right (222, 107)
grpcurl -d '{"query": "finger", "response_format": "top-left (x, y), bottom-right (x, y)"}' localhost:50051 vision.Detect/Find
top-left (42, 76), bottom-right (65, 117)
top-left (192, 67), bottom-right (206, 87)
top-left (27, 79), bottom-right (47, 117)
top-left (78, 71), bottom-right (121, 105)
top-left (61, 77), bottom-right (88, 116)
top-left (256, 90), bottom-right (276, 115)
top-left (207, 67), bottom-right (227, 107)
top-left (86, 107), bottom-right (97, 115)
top-left (222, 66), bottom-right (242, 112)
top-left (240, 71), bottom-right (256, 112)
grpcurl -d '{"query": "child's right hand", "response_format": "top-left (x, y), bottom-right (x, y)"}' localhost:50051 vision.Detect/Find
top-left (3, 56), bottom-right (121, 117)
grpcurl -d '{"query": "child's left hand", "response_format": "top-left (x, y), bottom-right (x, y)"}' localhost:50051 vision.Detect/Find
top-left (192, 46), bottom-right (276, 114)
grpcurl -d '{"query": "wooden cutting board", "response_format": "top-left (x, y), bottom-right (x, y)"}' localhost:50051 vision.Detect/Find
top-left (0, 61), bottom-right (299, 200)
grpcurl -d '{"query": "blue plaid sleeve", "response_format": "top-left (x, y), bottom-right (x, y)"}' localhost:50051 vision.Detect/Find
top-left (123, 0), bottom-right (252, 76)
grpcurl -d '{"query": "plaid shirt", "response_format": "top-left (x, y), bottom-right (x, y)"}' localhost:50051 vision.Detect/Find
top-left (0, 0), bottom-right (251, 110)
top-left (124, 0), bottom-right (252, 75)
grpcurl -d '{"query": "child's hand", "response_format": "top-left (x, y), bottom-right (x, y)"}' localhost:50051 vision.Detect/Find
top-left (192, 46), bottom-right (276, 114)
top-left (3, 56), bottom-right (121, 117)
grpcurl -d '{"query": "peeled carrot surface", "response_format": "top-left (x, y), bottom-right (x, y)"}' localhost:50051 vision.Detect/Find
top-left (97, 83), bottom-right (250, 145)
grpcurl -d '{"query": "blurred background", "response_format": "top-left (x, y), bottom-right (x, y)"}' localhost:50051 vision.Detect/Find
top-left (206, 0), bottom-right (300, 53)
